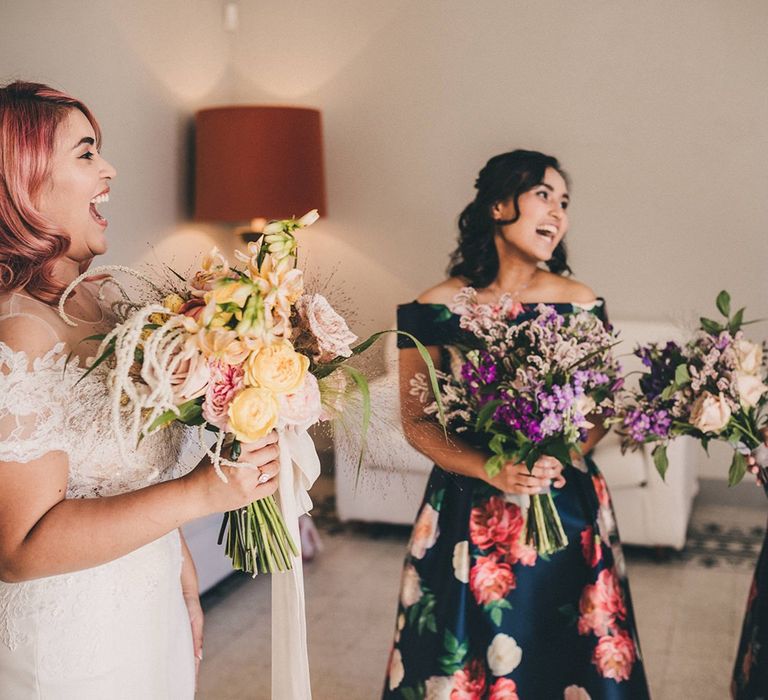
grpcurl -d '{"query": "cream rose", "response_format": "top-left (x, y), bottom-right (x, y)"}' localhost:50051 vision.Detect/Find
top-left (244, 340), bottom-right (309, 394)
top-left (452, 540), bottom-right (470, 583)
top-left (734, 339), bottom-right (763, 374)
top-left (400, 564), bottom-right (423, 608)
top-left (486, 633), bottom-right (522, 677)
top-left (410, 503), bottom-right (440, 559)
top-left (425, 676), bottom-right (453, 700)
top-left (296, 294), bottom-right (357, 362)
top-left (227, 387), bottom-right (279, 442)
top-left (278, 373), bottom-right (323, 431)
top-left (689, 391), bottom-right (732, 433)
top-left (735, 372), bottom-right (768, 408)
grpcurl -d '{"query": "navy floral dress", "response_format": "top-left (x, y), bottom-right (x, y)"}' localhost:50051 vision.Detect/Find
top-left (732, 501), bottom-right (768, 698)
top-left (383, 300), bottom-right (650, 700)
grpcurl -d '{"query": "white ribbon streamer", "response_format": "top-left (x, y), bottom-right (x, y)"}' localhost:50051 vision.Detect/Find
top-left (271, 428), bottom-right (321, 700)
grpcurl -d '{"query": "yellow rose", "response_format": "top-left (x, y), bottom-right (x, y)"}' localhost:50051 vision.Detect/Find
top-left (162, 293), bottom-right (185, 313)
top-left (244, 340), bottom-right (309, 394)
top-left (227, 387), bottom-right (279, 442)
top-left (208, 280), bottom-right (252, 308)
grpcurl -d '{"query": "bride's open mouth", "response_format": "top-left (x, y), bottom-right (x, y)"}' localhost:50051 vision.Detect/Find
top-left (90, 188), bottom-right (110, 227)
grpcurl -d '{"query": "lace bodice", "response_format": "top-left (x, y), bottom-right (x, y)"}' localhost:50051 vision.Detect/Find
top-left (0, 290), bottom-right (192, 497)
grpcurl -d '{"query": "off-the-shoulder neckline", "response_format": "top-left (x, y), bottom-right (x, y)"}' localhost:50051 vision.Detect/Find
top-left (400, 297), bottom-right (605, 316)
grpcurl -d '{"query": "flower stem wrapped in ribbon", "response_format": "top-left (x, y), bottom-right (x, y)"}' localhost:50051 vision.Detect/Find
top-left (617, 291), bottom-right (768, 486)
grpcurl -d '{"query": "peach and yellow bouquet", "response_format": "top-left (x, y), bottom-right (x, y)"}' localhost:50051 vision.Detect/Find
top-left (59, 211), bottom-right (441, 575)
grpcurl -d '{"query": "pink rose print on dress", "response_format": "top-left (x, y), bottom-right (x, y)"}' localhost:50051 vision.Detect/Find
top-left (470, 496), bottom-right (522, 552)
top-left (580, 526), bottom-right (603, 568)
top-left (577, 579), bottom-right (615, 637)
top-left (410, 503), bottom-right (440, 559)
top-left (592, 474), bottom-right (610, 507)
top-left (469, 496), bottom-right (537, 567)
top-left (450, 659), bottom-right (487, 699)
top-left (592, 630), bottom-right (636, 681)
top-left (488, 677), bottom-right (519, 699)
top-left (469, 554), bottom-right (515, 605)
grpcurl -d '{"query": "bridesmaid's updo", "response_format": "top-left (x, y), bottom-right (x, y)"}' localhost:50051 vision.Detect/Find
top-left (448, 149), bottom-right (571, 288)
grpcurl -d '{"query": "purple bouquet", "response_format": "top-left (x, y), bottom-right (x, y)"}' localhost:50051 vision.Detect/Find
top-left (619, 291), bottom-right (768, 485)
top-left (415, 288), bottom-right (622, 554)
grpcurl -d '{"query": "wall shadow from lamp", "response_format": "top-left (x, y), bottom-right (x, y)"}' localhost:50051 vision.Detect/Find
top-left (194, 105), bottom-right (327, 239)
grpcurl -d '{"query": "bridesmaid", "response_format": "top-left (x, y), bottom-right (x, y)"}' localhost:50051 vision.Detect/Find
top-left (383, 150), bottom-right (650, 698)
top-left (733, 431), bottom-right (768, 698)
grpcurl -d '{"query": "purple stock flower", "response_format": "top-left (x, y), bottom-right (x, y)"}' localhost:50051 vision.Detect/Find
top-left (623, 406), bottom-right (672, 442)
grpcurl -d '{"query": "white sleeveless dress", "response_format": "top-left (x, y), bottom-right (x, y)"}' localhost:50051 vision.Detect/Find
top-left (0, 292), bottom-right (196, 698)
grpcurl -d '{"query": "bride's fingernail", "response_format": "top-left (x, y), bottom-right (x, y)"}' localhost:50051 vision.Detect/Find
top-left (258, 473), bottom-right (271, 484)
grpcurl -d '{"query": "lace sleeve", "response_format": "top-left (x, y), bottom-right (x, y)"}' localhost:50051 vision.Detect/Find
top-left (0, 313), bottom-right (70, 464)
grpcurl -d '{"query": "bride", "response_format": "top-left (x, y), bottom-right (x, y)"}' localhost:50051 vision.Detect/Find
top-left (0, 80), bottom-right (280, 698)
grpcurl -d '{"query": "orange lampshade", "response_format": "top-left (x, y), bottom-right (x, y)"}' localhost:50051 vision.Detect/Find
top-left (194, 106), bottom-right (326, 223)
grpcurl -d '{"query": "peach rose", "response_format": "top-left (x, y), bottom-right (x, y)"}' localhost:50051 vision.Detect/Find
top-left (196, 327), bottom-right (251, 366)
top-left (296, 293), bottom-right (357, 362)
top-left (451, 659), bottom-right (487, 699)
top-left (227, 387), bottom-right (279, 442)
top-left (142, 345), bottom-right (210, 403)
top-left (245, 340), bottom-right (309, 394)
top-left (278, 372), bottom-right (322, 431)
top-left (689, 391), bottom-right (732, 433)
top-left (469, 555), bottom-right (515, 605)
top-left (489, 677), bottom-right (519, 700)
top-left (410, 503), bottom-right (440, 559)
top-left (592, 631), bottom-right (636, 681)
top-left (388, 648), bottom-right (404, 691)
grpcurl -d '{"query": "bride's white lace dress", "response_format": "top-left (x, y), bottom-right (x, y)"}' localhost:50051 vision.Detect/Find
top-left (0, 291), bottom-right (195, 698)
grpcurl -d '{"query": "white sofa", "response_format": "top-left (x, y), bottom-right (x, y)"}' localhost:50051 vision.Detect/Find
top-left (335, 319), bottom-right (699, 550)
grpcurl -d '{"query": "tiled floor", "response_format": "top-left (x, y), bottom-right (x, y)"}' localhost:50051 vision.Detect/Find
top-left (198, 491), bottom-right (765, 700)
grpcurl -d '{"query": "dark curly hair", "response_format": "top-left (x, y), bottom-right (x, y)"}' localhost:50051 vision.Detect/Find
top-left (448, 149), bottom-right (571, 287)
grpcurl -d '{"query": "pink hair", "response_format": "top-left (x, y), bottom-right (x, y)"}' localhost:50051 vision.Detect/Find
top-left (0, 81), bottom-right (102, 303)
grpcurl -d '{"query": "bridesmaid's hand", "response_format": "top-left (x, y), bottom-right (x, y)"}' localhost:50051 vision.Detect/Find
top-left (748, 428), bottom-right (768, 486)
top-left (487, 456), bottom-right (565, 495)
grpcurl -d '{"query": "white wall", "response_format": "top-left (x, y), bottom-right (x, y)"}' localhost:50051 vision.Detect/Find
top-left (2, 0), bottom-right (766, 478)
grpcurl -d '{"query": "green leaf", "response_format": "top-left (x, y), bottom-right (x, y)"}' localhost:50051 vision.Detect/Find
top-left (548, 441), bottom-right (572, 468)
top-left (475, 399), bottom-right (502, 432)
top-left (728, 450), bottom-right (748, 487)
top-left (75, 339), bottom-right (116, 384)
top-left (344, 365), bottom-right (371, 489)
top-left (652, 444), bottom-right (669, 481)
top-left (484, 454), bottom-right (505, 478)
top-left (700, 317), bottom-right (722, 335)
top-left (147, 398), bottom-right (204, 432)
top-left (488, 433), bottom-right (507, 455)
top-left (674, 364), bottom-right (691, 386)
top-left (490, 607), bottom-right (503, 626)
top-left (660, 383), bottom-right (677, 401)
top-left (716, 290), bottom-right (731, 318)
top-left (729, 307), bottom-right (745, 334)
